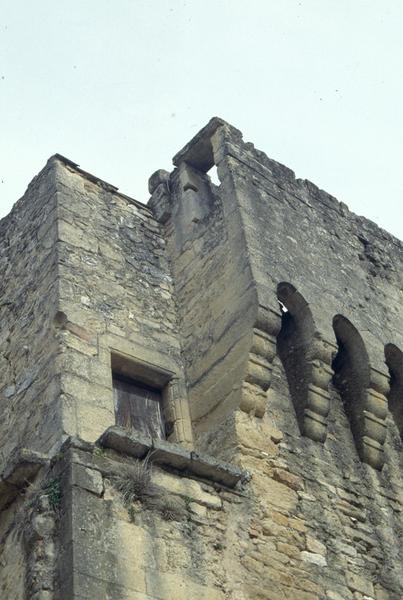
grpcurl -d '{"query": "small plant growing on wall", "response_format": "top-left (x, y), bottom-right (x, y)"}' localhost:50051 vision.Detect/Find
top-left (113, 454), bottom-right (153, 505)
top-left (112, 454), bottom-right (189, 523)
top-left (22, 475), bottom-right (62, 513)
top-left (147, 494), bottom-right (187, 522)
top-left (44, 478), bottom-right (62, 511)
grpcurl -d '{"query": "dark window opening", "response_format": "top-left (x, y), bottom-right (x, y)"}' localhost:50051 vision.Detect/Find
top-left (113, 373), bottom-right (166, 439)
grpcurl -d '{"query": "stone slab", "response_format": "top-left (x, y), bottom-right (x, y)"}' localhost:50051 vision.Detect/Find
top-left (96, 427), bottom-right (248, 488)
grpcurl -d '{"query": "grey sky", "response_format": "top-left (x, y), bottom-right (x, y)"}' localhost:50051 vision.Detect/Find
top-left (1, 1), bottom-right (402, 240)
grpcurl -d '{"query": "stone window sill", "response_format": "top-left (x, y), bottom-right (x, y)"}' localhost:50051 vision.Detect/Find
top-left (97, 426), bottom-right (250, 489)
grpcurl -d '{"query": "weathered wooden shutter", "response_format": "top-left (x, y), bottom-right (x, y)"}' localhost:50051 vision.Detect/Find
top-left (112, 374), bottom-right (165, 439)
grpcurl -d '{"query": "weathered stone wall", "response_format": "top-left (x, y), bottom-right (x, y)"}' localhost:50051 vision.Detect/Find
top-left (0, 154), bottom-right (194, 598)
top-left (0, 162), bottom-right (60, 468)
top-left (51, 419), bottom-right (403, 600)
top-left (226, 128), bottom-right (403, 598)
top-left (0, 161), bottom-right (61, 598)
top-left (148, 119), bottom-right (403, 598)
top-left (53, 157), bottom-right (192, 446)
top-left (0, 494), bottom-right (27, 600)
top-left (150, 160), bottom-right (258, 456)
top-left (150, 122), bottom-right (282, 456)
top-left (56, 435), bottom-right (251, 600)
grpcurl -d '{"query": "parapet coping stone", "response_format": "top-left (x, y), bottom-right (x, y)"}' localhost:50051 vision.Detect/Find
top-left (97, 426), bottom-right (250, 489)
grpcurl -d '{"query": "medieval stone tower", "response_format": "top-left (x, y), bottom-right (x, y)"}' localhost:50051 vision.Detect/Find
top-left (0, 118), bottom-right (402, 600)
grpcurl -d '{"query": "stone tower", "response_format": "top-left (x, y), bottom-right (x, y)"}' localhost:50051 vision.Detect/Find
top-left (0, 118), bottom-right (402, 599)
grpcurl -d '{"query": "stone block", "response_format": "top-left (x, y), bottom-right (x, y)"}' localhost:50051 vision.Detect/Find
top-left (272, 468), bottom-right (304, 491)
top-left (145, 569), bottom-right (222, 600)
top-left (151, 438), bottom-right (191, 470)
top-left (98, 426), bottom-right (152, 459)
top-left (189, 451), bottom-right (248, 487)
top-left (254, 473), bottom-right (299, 513)
top-left (326, 592), bottom-right (352, 600)
top-left (76, 404), bottom-right (115, 443)
top-left (189, 501), bottom-right (207, 519)
top-left (71, 463), bottom-right (103, 496)
top-left (152, 469), bottom-right (222, 509)
top-left (300, 551), bottom-right (327, 567)
top-left (72, 567), bottom-right (147, 598)
top-left (346, 573), bottom-right (374, 597)
top-left (306, 535), bottom-right (327, 556)
top-left (277, 542), bottom-right (300, 559)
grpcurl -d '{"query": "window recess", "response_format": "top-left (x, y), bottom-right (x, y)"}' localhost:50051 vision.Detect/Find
top-left (111, 352), bottom-right (173, 440)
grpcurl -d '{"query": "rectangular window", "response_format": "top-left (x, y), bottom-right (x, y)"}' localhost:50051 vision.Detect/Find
top-left (112, 373), bottom-right (166, 439)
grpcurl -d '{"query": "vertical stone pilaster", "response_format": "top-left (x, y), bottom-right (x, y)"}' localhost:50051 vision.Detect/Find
top-left (164, 377), bottom-right (193, 448)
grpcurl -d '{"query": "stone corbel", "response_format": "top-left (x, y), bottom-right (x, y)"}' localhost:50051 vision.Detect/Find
top-left (0, 448), bottom-right (48, 511)
top-left (25, 492), bottom-right (57, 599)
top-left (148, 169), bottom-right (172, 224)
top-left (239, 304), bottom-right (282, 418)
top-left (304, 339), bottom-right (335, 443)
top-left (358, 368), bottom-right (389, 470)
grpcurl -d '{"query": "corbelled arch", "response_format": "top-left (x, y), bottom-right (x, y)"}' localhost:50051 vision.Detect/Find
top-left (332, 315), bottom-right (388, 470)
top-left (385, 343), bottom-right (403, 439)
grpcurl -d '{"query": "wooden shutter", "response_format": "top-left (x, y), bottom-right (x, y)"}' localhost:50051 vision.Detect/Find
top-left (113, 374), bottom-right (165, 439)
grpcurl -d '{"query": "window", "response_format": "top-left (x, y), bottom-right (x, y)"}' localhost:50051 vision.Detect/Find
top-left (113, 374), bottom-right (165, 439)
top-left (111, 352), bottom-right (172, 440)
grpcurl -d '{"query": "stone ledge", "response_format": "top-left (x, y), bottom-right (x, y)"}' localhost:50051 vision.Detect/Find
top-left (97, 426), bottom-right (250, 488)
top-left (0, 448), bottom-right (49, 510)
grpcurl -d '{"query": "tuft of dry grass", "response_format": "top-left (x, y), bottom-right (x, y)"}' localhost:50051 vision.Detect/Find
top-left (113, 455), bottom-right (153, 506)
top-left (146, 494), bottom-right (187, 521)
top-left (112, 454), bottom-right (187, 522)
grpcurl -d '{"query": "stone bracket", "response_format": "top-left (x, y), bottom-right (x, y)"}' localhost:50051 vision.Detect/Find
top-left (148, 169), bottom-right (172, 224)
top-left (303, 356), bottom-right (334, 443)
top-left (0, 448), bottom-right (49, 511)
top-left (239, 305), bottom-right (282, 419)
top-left (357, 385), bottom-right (389, 470)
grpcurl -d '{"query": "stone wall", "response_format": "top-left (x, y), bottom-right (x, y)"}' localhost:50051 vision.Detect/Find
top-left (147, 118), bottom-right (403, 598)
top-left (150, 160), bottom-right (257, 456)
top-left (0, 154), bottom-right (194, 598)
top-left (51, 422), bottom-right (403, 599)
top-left (150, 122), bottom-right (282, 456)
top-left (53, 157), bottom-right (192, 447)
top-left (0, 161), bottom-right (60, 468)
top-left (56, 434), bottom-right (249, 600)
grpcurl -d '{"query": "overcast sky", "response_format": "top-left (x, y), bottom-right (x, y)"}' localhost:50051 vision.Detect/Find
top-left (1, 1), bottom-right (402, 240)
